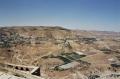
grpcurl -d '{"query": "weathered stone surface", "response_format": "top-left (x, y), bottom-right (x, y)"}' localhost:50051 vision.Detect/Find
top-left (0, 72), bottom-right (26, 79)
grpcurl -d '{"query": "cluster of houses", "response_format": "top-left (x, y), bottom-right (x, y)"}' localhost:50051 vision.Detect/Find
top-left (0, 32), bottom-right (50, 47)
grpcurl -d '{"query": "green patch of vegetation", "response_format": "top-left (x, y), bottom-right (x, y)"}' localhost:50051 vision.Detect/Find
top-left (61, 52), bottom-right (86, 60)
top-left (57, 56), bottom-right (71, 64)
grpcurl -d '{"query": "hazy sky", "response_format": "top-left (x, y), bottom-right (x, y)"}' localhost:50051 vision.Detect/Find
top-left (0, 0), bottom-right (120, 31)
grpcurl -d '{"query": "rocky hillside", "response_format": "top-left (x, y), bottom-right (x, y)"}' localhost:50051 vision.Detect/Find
top-left (0, 26), bottom-right (76, 64)
top-left (0, 26), bottom-right (119, 62)
top-left (0, 26), bottom-right (120, 79)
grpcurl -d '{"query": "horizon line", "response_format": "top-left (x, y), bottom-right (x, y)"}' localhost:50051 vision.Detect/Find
top-left (0, 25), bottom-right (120, 32)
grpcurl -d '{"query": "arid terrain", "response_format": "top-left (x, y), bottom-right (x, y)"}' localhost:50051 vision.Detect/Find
top-left (0, 26), bottom-right (120, 79)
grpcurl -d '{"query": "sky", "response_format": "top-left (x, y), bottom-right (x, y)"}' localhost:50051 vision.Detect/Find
top-left (0, 0), bottom-right (120, 32)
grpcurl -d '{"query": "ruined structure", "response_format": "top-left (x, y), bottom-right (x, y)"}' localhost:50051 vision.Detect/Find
top-left (1, 63), bottom-right (41, 76)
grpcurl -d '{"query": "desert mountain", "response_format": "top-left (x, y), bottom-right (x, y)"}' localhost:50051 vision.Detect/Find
top-left (0, 26), bottom-right (120, 79)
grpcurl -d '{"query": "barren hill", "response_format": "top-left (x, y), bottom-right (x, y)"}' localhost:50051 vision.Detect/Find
top-left (0, 26), bottom-right (120, 79)
top-left (0, 26), bottom-right (75, 64)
